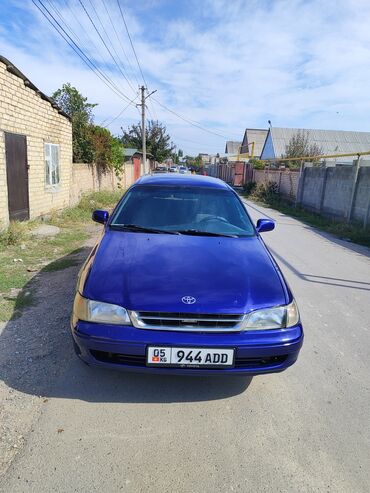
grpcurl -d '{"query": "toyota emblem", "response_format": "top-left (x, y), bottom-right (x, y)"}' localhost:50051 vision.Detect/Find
top-left (182, 296), bottom-right (196, 305)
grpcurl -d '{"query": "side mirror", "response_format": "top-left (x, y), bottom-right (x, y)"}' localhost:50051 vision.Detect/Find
top-left (92, 210), bottom-right (109, 224)
top-left (256, 218), bottom-right (275, 233)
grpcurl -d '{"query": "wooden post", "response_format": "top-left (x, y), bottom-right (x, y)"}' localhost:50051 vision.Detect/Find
top-left (347, 155), bottom-right (361, 223)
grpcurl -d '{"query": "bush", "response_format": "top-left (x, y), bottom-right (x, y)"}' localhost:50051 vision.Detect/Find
top-left (0, 221), bottom-right (27, 247)
top-left (251, 181), bottom-right (279, 202)
top-left (242, 182), bottom-right (257, 196)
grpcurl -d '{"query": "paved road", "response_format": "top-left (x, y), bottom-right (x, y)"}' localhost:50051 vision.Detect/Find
top-left (1, 201), bottom-right (369, 492)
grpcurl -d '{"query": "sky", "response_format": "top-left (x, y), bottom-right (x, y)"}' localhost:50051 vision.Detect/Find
top-left (1, 0), bottom-right (370, 155)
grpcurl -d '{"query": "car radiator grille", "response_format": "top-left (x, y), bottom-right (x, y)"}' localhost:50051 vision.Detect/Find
top-left (129, 311), bottom-right (245, 332)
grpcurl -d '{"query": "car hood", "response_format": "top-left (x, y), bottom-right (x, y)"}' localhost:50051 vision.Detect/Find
top-left (83, 231), bottom-right (288, 313)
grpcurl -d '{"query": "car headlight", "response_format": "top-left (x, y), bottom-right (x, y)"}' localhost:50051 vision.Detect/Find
top-left (242, 300), bottom-right (299, 330)
top-left (73, 293), bottom-right (131, 325)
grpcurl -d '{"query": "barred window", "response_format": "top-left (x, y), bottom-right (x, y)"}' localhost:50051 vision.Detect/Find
top-left (45, 143), bottom-right (60, 186)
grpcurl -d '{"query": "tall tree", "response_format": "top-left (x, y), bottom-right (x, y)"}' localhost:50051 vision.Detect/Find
top-left (51, 83), bottom-right (97, 162)
top-left (121, 120), bottom-right (175, 162)
top-left (284, 130), bottom-right (323, 167)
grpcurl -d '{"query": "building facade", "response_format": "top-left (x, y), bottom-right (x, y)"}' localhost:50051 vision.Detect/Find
top-left (0, 56), bottom-right (72, 228)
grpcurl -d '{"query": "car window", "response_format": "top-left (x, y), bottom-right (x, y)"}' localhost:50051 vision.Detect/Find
top-left (110, 185), bottom-right (255, 237)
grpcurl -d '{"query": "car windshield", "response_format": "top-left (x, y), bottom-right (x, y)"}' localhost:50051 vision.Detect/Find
top-left (110, 185), bottom-right (255, 237)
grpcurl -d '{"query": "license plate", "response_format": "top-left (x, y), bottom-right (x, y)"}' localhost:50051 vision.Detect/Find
top-left (147, 347), bottom-right (235, 368)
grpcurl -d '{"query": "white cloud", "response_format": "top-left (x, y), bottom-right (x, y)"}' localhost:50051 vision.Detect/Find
top-left (1, 0), bottom-right (370, 155)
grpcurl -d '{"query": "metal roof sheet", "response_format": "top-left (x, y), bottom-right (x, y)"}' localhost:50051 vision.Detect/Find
top-left (240, 129), bottom-right (268, 157)
top-left (263, 127), bottom-right (370, 160)
top-left (225, 141), bottom-right (241, 154)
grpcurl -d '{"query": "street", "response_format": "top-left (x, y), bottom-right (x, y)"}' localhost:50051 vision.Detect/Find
top-left (1, 199), bottom-right (369, 493)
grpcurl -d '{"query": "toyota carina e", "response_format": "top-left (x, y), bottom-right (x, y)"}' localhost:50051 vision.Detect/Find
top-left (71, 174), bottom-right (303, 375)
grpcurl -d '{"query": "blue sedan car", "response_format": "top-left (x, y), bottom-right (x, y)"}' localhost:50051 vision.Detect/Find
top-left (71, 174), bottom-right (303, 375)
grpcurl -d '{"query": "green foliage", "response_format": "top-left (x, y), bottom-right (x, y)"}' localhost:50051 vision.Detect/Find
top-left (242, 182), bottom-right (257, 195)
top-left (51, 84), bottom-right (124, 171)
top-left (248, 181), bottom-right (279, 202)
top-left (51, 83), bottom-right (96, 163)
top-left (121, 120), bottom-right (175, 162)
top-left (284, 130), bottom-right (323, 168)
top-left (0, 221), bottom-right (28, 248)
top-left (185, 155), bottom-right (203, 171)
top-left (249, 158), bottom-right (265, 170)
top-left (110, 137), bottom-right (125, 172)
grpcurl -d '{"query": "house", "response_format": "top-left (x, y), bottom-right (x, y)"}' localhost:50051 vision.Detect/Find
top-left (0, 56), bottom-right (73, 228)
top-left (240, 129), bottom-right (268, 158)
top-left (224, 141), bottom-right (241, 155)
top-left (260, 127), bottom-right (370, 163)
top-left (198, 153), bottom-right (210, 164)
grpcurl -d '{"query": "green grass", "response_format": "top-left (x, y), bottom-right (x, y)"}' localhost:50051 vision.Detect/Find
top-left (241, 192), bottom-right (370, 248)
top-left (0, 190), bottom-right (122, 321)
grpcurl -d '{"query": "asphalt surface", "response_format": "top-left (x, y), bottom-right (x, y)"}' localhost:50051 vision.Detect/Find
top-left (1, 200), bottom-right (369, 492)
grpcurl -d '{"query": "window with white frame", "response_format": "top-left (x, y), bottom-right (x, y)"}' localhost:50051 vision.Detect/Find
top-left (45, 143), bottom-right (60, 187)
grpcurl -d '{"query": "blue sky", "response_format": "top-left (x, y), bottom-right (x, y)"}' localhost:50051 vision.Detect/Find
top-left (1, 0), bottom-right (370, 155)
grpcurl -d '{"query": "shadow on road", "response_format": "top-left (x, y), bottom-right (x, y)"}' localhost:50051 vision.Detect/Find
top-left (269, 247), bottom-right (370, 292)
top-left (0, 248), bottom-right (251, 404)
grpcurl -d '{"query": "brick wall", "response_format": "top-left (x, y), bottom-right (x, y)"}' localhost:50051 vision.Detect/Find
top-left (0, 60), bottom-right (72, 227)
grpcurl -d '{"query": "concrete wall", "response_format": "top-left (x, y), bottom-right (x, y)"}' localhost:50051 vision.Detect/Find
top-left (299, 165), bottom-right (370, 226)
top-left (253, 169), bottom-right (300, 199)
top-left (0, 60), bottom-right (72, 227)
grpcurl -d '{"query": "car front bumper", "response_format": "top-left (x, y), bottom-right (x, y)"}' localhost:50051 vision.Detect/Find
top-left (71, 320), bottom-right (303, 375)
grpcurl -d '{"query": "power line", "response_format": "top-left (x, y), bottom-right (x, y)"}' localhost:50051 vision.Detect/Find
top-left (100, 0), bottom-right (141, 88)
top-left (151, 97), bottom-right (229, 139)
top-left (78, 0), bottom-right (136, 96)
top-left (116, 0), bottom-right (147, 87)
top-left (44, 0), bottom-right (84, 45)
top-left (49, 0), bottom-right (115, 76)
top-left (100, 97), bottom-right (138, 128)
top-left (32, 0), bottom-right (137, 105)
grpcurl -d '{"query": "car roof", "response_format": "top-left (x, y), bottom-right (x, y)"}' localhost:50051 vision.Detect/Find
top-left (134, 173), bottom-right (230, 189)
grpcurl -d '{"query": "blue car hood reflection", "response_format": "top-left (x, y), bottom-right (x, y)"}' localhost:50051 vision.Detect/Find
top-left (83, 231), bottom-right (288, 313)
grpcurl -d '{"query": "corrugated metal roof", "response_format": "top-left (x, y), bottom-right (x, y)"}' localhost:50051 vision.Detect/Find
top-left (262, 127), bottom-right (370, 160)
top-left (240, 129), bottom-right (268, 157)
top-left (124, 148), bottom-right (138, 157)
top-left (225, 141), bottom-right (241, 154)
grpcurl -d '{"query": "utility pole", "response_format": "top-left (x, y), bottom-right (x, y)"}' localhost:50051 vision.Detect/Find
top-left (137, 86), bottom-right (157, 174)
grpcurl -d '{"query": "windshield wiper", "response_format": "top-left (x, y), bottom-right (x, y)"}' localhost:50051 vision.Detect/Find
top-left (110, 224), bottom-right (180, 235)
top-left (176, 229), bottom-right (238, 238)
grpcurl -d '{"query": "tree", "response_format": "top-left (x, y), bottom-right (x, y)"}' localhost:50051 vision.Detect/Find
top-left (89, 126), bottom-right (124, 174)
top-left (121, 120), bottom-right (175, 162)
top-left (284, 130), bottom-right (323, 168)
top-left (51, 83), bottom-right (97, 162)
top-left (185, 155), bottom-right (203, 172)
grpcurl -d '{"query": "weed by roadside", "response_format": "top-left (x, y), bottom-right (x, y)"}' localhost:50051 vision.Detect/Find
top-left (0, 190), bottom-right (122, 321)
top-left (241, 186), bottom-right (370, 248)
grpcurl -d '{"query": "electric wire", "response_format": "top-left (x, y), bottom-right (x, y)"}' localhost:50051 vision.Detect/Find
top-left (116, 0), bottom-right (147, 87)
top-left (100, 97), bottom-right (137, 128)
top-left (78, 0), bottom-right (136, 96)
top-left (151, 97), bottom-right (229, 139)
top-left (100, 0), bottom-right (141, 88)
top-left (32, 0), bottom-right (137, 105)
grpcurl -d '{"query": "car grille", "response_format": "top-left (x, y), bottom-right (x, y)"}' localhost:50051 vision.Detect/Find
top-left (129, 311), bottom-right (245, 332)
